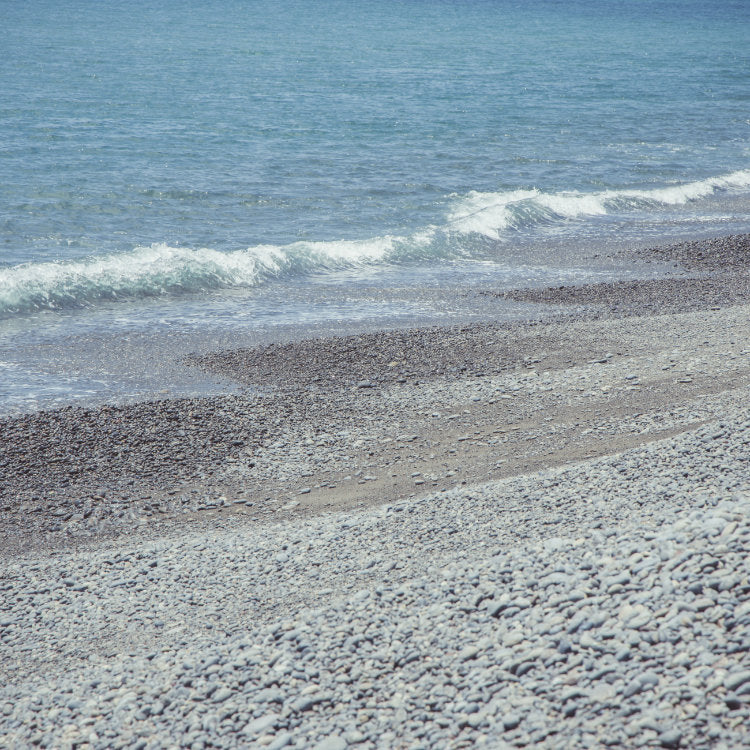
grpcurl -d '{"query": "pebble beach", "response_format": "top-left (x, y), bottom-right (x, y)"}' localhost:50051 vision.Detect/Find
top-left (2, 234), bottom-right (750, 749)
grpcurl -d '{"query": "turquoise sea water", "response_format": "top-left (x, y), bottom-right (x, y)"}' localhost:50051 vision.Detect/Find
top-left (1, 0), bottom-right (749, 412)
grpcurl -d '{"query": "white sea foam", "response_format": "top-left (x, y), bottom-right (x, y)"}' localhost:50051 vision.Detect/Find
top-left (447, 169), bottom-right (750, 239)
top-left (1, 169), bottom-right (748, 317)
top-left (0, 236), bottom-right (414, 317)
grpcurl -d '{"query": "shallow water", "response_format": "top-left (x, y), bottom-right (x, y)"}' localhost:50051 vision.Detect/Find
top-left (1, 0), bottom-right (748, 412)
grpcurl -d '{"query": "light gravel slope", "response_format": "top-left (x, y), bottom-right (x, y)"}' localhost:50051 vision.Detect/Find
top-left (2, 235), bottom-right (749, 748)
top-left (2, 399), bottom-right (749, 749)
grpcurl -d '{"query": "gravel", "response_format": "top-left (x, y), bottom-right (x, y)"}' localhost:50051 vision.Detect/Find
top-left (1, 405), bottom-right (749, 748)
top-left (491, 234), bottom-right (750, 318)
top-left (639, 233), bottom-right (750, 272)
top-left (1, 233), bottom-right (749, 747)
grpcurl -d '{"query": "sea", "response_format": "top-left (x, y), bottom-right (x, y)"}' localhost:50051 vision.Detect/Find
top-left (1, 0), bottom-right (749, 415)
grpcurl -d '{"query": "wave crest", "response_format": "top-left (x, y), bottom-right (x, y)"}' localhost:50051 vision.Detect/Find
top-left (0, 237), bottom-right (418, 317)
top-left (2, 169), bottom-right (749, 317)
top-left (447, 169), bottom-right (750, 238)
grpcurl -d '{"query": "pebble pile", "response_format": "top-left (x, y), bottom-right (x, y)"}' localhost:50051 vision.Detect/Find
top-left (2, 402), bottom-right (749, 749)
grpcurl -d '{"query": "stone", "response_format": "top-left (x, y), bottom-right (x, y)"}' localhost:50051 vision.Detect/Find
top-left (658, 729), bottom-right (683, 748)
top-left (292, 694), bottom-right (329, 712)
top-left (212, 688), bottom-right (233, 703)
top-left (503, 714), bottom-right (521, 731)
top-left (244, 714), bottom-right (280, 736)
top-left (267, 733), bottom-right (293, 750)
top-left (312, 736), bottom-right (347, 750)
top-left (724, 671), bottom-right (750, 692)
top-left (458, 646), bottom-right (480, 661)
top-left (590, 683), bottom-right (616, 703)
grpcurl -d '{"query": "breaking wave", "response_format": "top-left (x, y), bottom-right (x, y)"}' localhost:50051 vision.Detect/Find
top-left (2, 169), bottom-right (748, 317)
top-left (446, 169), bottom-right (750, 238)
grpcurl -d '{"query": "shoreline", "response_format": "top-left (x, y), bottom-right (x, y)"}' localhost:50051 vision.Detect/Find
top-left (1, 233), bottom-right (749, 556)
top-left (2, 232), bottom-right (750, 748)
